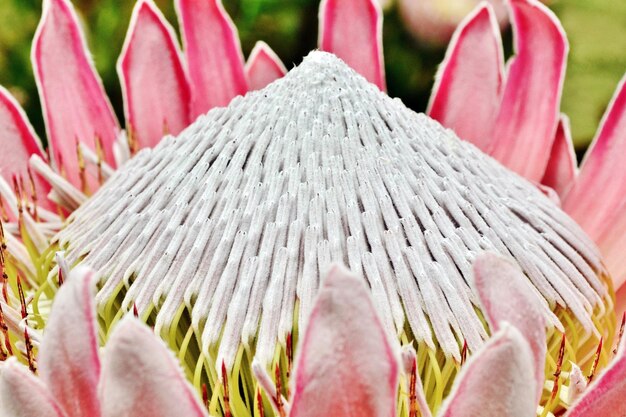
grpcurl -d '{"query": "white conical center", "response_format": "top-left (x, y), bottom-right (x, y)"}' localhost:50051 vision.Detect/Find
top-left (55, 51), bottom-right (607, 369)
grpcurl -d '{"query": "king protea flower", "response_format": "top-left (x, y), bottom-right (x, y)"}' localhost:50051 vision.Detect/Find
top-left (0, 0), bottom-right (625, 416)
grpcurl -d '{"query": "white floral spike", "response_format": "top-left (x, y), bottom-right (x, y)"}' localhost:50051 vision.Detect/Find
top-left (56, 51), bottom-right (607, 370)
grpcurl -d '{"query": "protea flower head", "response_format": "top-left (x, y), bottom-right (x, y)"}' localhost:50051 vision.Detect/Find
top-left (0, 0), bottom-right (625, 416)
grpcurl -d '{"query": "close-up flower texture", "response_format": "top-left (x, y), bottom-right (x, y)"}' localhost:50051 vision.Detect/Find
top-left (0, 0), bottom-right (625, 416)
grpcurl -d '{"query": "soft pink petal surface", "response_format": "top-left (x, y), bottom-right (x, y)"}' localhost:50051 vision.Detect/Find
top-left (540, 114), bottom-right (577, 198)
top-left (0, 358), bottom-right (67, 417)
top-left (118, 0), bottom-right (191, 149)
top-left (472, 252), bottom-right (547, 403)
top-left (176, 0), bottom-right (247, 118)
top-left (38, 266), bottom-right (101, 417)
top-left (562, 75), bottom-right (626, 289)
top-left (565, 332), bottom-right (626, 416)
top-left (33, 0), bottom-right (120, 187)
top-left (0, 87), bottom-right (52, 212)
top-left (439, 324), bottom-right (536, 417)
top-left (428, 3), bottom-right (504, 151)
top-left (319, 0), bottom-right (386, 90)
top-left (99, 316), bottom-right (208, 417)
top-left (489, 0), bottom-right (567, 181)
top-left (245, 41), bottom-right (287, 91)
top-left (290, 265), bottom-right (398, 417)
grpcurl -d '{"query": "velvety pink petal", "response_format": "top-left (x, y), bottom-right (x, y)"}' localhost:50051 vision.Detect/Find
top-left (32, 0), bottom-right (120, 188)
top-left (0, 358), bottom-right (68, 417)
top-left (489, 0), bottom-right (568, 182)
top-left (176, 0), bottom-right (247, 118)
top-left (427, 3), bottom-right (504, 151)
top-left (318, 0), bottom-right (386, 90)
top-left (100, 316), bottom-right (208, 417)
top-left (540, 114), bottom-right (577, 198)
top-left (565, 331), bottom-right (626, 416)
top-left (118, 0), bottom-right (191, 149)
top-left (561, 75), bottom-right (626, 288)
top-left (38, 266), bottom-right (101, 417)
top-left (0, 86), bottom-right (52, 213)
top-left (290, 265), bottom-right (399, 417)
top-left (439, 324), bottom-right (536, 417)
top-left (472, 252), bottom-right (547, 403)
top-left (245, 41), bottom-right (287, 91)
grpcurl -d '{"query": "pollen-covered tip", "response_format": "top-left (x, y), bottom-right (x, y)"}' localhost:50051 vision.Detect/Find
top-left (289, 264), bottom-right (399, 417)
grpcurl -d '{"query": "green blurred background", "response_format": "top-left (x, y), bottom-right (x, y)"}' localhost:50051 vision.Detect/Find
top-left (1, 0), bottom-right (624, 153)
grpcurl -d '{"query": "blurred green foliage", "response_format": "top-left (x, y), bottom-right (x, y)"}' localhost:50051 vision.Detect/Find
top-left (0, 0), bottom-right (624, 153)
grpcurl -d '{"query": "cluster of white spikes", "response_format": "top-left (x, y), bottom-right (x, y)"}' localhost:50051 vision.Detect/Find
top-left (55, 52), bottom-right (606, 370)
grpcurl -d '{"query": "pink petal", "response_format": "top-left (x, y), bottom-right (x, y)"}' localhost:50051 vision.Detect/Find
top-left (245, 41), bottom-right (287, 91)
top-left (290, 265), bottom-right (399, 417)
top-left (439, 323), bottom-right (537, 417)
top-left (32, 0), bottom-right (120, 188)
top-left (118, 0), bottom-right (191, 149)
top-left (472, 252), bottom-right (547, 403)
top-left (0, 86), bottom-right (53, 213)
top-left (427, 3), bottom-right (504, 151)
top-left (318, 0), bottom-right (386, 90)
top-left (99, 316), bottom-right (208, 417)
top-left (38, 266), bottom-right (101, 417)
top-left (540, 114), bottom-right (577, 198)
top-left (0, 358), bottom-right (68, 417)
top-left (616, 286), bottom-right (626, 320)
top-left (176, 0), bottom-right (247, 118)
top-left (561, 75), bottom-right (626, 288)
top-left (565, 331), bottom-right (626, 416)
top-left (489, 0), bottom-right (568, 182)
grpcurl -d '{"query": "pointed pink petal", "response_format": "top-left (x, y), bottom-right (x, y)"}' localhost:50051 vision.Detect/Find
top-left (565, 332), bottom-right (626, 416)
top-left (100, 316), bottom-right (208, 417)
top-left (38, 266), bottom-right (101, 417)
top-left (540, 114), bottom-right (577, 197)
top-left (427, 3), bottom-right (505, 151)
top-left (472, 252), bottom-right (547, 403)
top-left (319, 0), bottom-right (386, 90)
top-left (118, 0), bottom-right (191, 149)
top-left (439, 324), bottom-right (536, 417)
top-left (245, 41), bottom-right (287, 91)
top-left (32, 0), bottom-right (120, 188)
top-left (290, 265), bottom-right (399, 417)
top-left (0, 358), bottom-right (68, 417)
top-left (489, 0), bottom-right (568, 182)
top-left (0, 86), bottom-right (53, 213)
top-left (176, 0), bottom-right (247, 118)
top-left (561, 75), bottom-right (626, 288)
